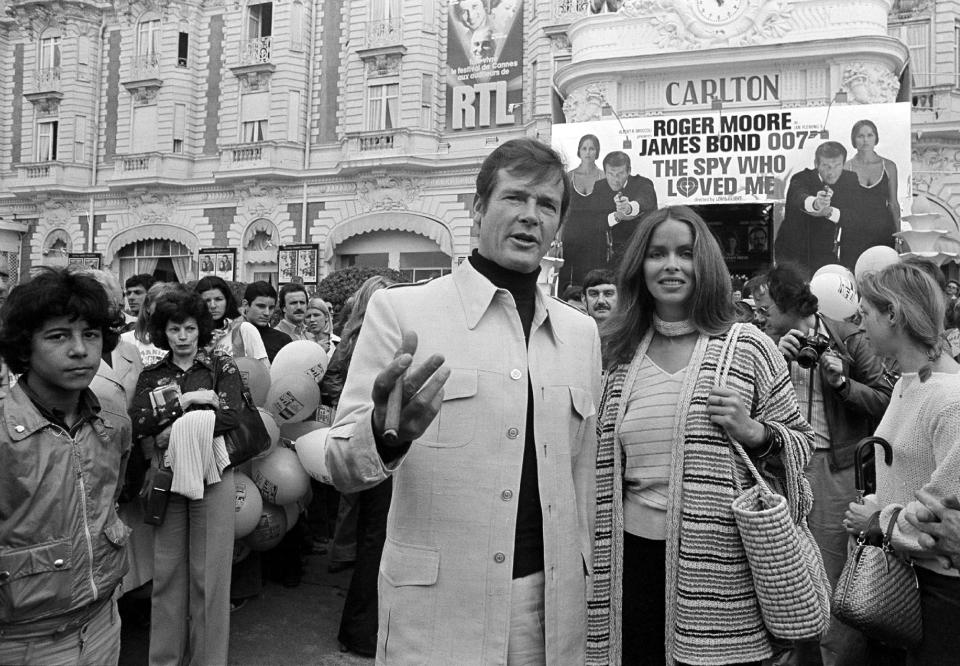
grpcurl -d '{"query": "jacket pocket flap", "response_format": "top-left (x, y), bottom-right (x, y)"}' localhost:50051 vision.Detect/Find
top-left (380, 539), bottom-right (440, 587)
top-left (442, 368), bottom-right (478, 401)
top-left (0, 539), bottom-right (72, 582)
top-left (104, 516), bottom-right (133, 548)
top-left (328, 422), bottom-right (355, 440)
top-left (569, 387), bottom-right (596, 420)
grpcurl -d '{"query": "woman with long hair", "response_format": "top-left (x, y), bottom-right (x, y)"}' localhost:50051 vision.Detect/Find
top-left (589, 206), bottom-right (815, 665)
top-left (843, 119), bottom-right (900, 263)
top-left (320, 275), bottom-right (395, 657)
top-left (559, 134), bottom-right (606, 288)
top-left (195, 275), bottom-right (269, 368)
top-left (844, 262), bottom-right (960, 665)
top-left (130, 289), bottom-right (245, 665)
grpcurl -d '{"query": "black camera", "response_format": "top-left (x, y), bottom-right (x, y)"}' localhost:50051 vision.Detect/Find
top-left (795, 333), bottom-right (832, 369)
top-left (141, 467), bottom-right (173, 526)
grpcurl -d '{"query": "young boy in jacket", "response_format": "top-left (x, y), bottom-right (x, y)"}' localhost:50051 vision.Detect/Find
top-left (0, 267), bottom-right (132, 665)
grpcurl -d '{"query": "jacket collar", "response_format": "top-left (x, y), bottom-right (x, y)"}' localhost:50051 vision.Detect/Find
top-left (452, 259), bottom-right (564, 344)
top-left (5, 382), bottom-right (101, 441)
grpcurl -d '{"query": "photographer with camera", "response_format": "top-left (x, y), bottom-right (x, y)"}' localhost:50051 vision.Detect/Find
top-left (752, 263), bottom-right (893, 666)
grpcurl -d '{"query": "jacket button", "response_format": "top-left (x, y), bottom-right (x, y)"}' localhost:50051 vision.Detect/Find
top-left (14, 425), bottom-right (24, 433)
top-left (510, 369), bottom-right (522, 380)
top-left (501, 489), bottom-right (513, 501)
top-left (53, 559), bottom-right (65, 569)
top-left (494, 552), bottom-right (506, 564)
top-left (506, 427), bottom-right (519, 439)
top-left (0, 570), bottom-right (9, 581)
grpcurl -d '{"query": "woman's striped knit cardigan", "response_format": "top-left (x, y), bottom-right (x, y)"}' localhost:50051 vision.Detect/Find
top-left (587, 324), bottom-right (815, 665)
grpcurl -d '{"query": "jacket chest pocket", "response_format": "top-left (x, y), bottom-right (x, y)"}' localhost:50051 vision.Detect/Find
top-left (542, 386), bottom-right (595, 456)
top-left (0, 538), bottom-right (74, 623)
top-left (415, 368), bottom-right (478, 448)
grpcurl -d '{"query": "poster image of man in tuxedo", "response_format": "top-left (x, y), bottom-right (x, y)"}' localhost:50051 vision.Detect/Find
top-left (774, 141), bottom-right (862, 273)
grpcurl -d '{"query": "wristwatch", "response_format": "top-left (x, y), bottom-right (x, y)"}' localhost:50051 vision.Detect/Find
top-left (836, 376), bottom-right (848, 392)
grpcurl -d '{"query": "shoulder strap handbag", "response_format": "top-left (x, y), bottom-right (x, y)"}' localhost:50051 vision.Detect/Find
top-left (718, 324), bottom-right (833, 641)
top-left (212, 354), bottom-right (270, 467)
top-left (832, 507), bottom-right (923, 648)
top-left (230, 319), bottom-right (246, 358)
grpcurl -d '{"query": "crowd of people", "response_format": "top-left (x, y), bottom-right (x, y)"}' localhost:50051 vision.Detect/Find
top-left (1, 137), bottom-right (959, 666)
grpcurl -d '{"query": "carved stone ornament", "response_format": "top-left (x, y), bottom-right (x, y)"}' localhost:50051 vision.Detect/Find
top-left (356, 175), bottom-right (422, 212)
top-left (124, 83), bottom-right (161, 105)
top-left (549, 33), bottom-right (571, 53)
top-left (42, 228), bottom-right (73, 255)
top-left (39, 198), bottom-right (84, 226)
top-left (115, 0), bottom-right (174, 24)
top-left (365, 54), bottom-right (402, 78)
top-left (6, 1), bottom-right (102, 40)
top-left (562, 83), bottom-right (608, 123)
top-left (233, 68), bottom-right (274, 93)
top-left (25, 92), bottom-right (64, 115)
top-left (127, 191), bottom-right (179, 224)
top-left (841, 63), bottom-right (901, 105)
top-left (244, 219), bottom-right (279, 250)
top-left (890, 0), bottom-right (934, 18)
top-left (236, 182), bottom-right (286, 218)
top-left (619, 0), bottom-right (793, 48)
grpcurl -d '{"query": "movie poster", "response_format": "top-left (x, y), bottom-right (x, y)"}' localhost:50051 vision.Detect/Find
top-left (68, 253), bottom-right (102, 270)
top-left (446, 0), bottom-right (523, 131)
top-left (278, 244), bottom-right (319, 285)
top-left (199, 248), bottom-right (236, 282)
top-left (551, 102), bottom-right (912, 278)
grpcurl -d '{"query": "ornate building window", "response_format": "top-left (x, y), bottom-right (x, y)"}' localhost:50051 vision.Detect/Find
top-left (367, 83), bottom-right (399, 130)
top-left (247, 2), bottom-right (273, 39)
top-left (889, 20), bottom-right (931, 88)
top-left (138, 17), bottom-right (161, 57)
top-left (36, 119), bottom-right (58, 161)
top-left (39, 34), bottom-right (61, 72)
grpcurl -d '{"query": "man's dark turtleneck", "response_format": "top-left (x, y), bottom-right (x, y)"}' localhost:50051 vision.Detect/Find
top-left (468, 250), bottom-right (544, 579)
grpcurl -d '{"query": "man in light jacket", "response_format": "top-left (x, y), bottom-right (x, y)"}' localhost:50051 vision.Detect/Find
top-left (321, 138), bottom-right (600, 664)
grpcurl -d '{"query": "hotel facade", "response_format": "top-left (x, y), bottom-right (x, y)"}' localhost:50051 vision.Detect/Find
top-left (0, 0), bottom-right (956, 285)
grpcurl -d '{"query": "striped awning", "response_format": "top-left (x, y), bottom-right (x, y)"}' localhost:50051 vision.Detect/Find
top-left (324, 212), bottom-right (453, 259)
top-left (105, 224), bottom-right (198, 264)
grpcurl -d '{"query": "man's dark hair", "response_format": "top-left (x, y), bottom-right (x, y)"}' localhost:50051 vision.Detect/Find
top-left (195, 275), bottom-right (241, 319)
top-left (758, 262), bottom-right (819, 317)
top-left (601, 151), bottom-right (631, 172)
top-left (583, 268), bottom-right (617, 291)
top-left (474, 138), bottom-right (571, 225)
top-left (279, 283), bottom-right (308, 308)
top-left (814, 141), bottom-right (847, 164)
top-left (0, 267), bottom-right (120, 374)
top-left (244, 281), bottom-right (278, 303)
top-left (125, 273), bottom-right (156, 291)
top-left (149, 290), bottom-right (215, 351)
top-left (560, 284), bottom-right (583, 302)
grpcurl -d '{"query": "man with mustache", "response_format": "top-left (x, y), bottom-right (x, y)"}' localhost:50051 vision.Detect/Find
top-left (583, 268), bottom-right (617, 325)
top-left (275, 283), bottom-right (310, 341)
top-left (317, 138), bottom-right (600, 663)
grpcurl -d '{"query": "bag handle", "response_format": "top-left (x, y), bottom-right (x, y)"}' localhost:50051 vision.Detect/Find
top-left (882, 507), bottom-right (903, 551)
top-left (714, 323), bottom-right (772, 496)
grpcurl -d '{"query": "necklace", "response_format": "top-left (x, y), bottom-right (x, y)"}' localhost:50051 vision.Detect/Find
top-left (652, 313), bottom-right (696, 337)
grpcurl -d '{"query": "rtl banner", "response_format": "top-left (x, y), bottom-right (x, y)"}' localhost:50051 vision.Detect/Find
top-left (446, 0), bottom-right (523, 131)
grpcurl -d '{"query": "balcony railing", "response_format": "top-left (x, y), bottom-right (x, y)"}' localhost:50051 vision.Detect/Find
top-left (33, 67), bottom-right (61, 89)
top-left (553, 0), bottom-right (590, 21)
top-left (12, 161), bottom-right (93, 191)
top-left (358, 131), bottom-right (396, 151)
top-left (129, 53), bottom-right (161, 79)
top-left (240, 37), bottom-right (272, 65)
top-left (365, 19), bottom-right (402, 48)
top-left (22, 163), bottom-right (52, 178)
top-left (232, 144), bottom-right (263, 162)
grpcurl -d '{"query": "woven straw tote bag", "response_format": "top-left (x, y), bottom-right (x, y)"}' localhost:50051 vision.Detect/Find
top-left (718, 324), bottom-right (833, 641)
top-left (832, 508), bottom-right (922, 648)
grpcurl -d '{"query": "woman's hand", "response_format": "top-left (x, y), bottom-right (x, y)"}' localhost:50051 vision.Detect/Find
top-left (844, 496), bottom-right (880, 536)
top-left (706, 387), bottom-right (765, 447)
top-left (180, 389), bottom-right (220, 410)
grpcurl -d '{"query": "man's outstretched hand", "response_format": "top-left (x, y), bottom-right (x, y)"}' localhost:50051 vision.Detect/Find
top-left (371, 330), bottom-right (450, 447)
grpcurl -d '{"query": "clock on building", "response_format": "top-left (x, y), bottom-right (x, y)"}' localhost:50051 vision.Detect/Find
top-left (695, 0), bottom-right (745, 24)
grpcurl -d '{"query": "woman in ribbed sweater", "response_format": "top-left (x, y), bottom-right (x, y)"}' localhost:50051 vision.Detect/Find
top-left (844, 262), bottom-right (960, 665)
top-left (588, 205), bottom-right (815, 666)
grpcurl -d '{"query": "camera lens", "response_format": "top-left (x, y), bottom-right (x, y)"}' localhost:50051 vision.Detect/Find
top-left (796, 347), bottom-right (819, 369)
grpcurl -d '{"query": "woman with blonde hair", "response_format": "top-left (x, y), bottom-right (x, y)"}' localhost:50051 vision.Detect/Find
top-left (304, 296), bottom-right (335, 353)
top-left (589, 205), bottom-right (815, 665)
top-left (845, 262), bottom-right (960, 665)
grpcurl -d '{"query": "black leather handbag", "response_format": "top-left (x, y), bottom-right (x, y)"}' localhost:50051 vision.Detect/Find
top-left (213, 357), bottom-right (270, 466)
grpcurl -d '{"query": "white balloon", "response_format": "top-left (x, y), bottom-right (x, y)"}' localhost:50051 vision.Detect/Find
top-left (294, 427), bottom-right (332, 485)
top-left (251, 447), bottom-right (310, 506)
top-left (254, 408), bottom-right (280, 459)
top-left (270, 340), bottom-right (329, 384)
top-left (265, 374), bottom-right (321, 424)
top-left (812, 264), bottom-right (855, 283)
top-left (234, 356), bottom-right (271, 407)
top-left (854, 246), bottom-right (899, 280)
top-left (810, 273), bottom-right (858, 321)
top-left (234, 472), bottom-right (263, 539)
